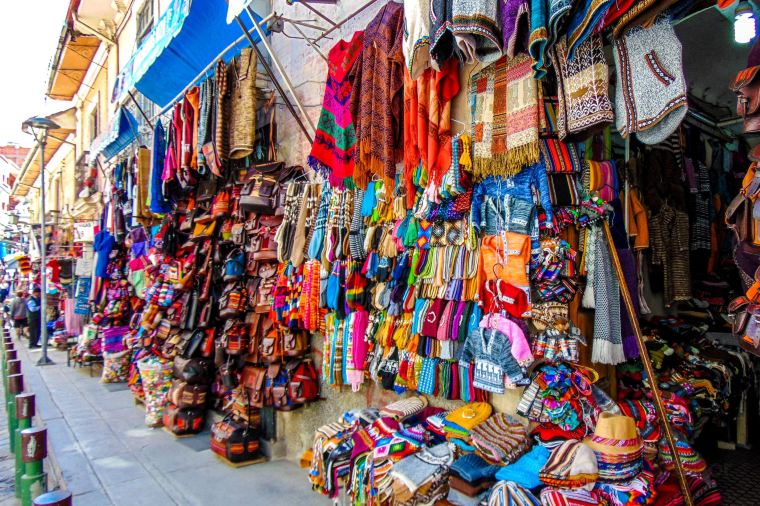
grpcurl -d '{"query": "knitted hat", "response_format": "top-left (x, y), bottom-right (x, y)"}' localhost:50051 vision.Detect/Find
top-left (658, 433), bottom-right (707, 475)
top-left (539, 440), bottom-right (598, 490)
top-left (494, 445), bottom-right (551, 490)
top-left (488, 481), bottom-right (541, 506)
top-left (380, 396), bottom-right (429, 420)
top-left (470, 413), bottom-right (531, 465)
top-left (445, 402), bottom-right (493, 431)
top-left (613, 14), bottom-right (688, 145)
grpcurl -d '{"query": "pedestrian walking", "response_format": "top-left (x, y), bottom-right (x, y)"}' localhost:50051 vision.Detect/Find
top-left (10, 290), bottom-right (28, 340)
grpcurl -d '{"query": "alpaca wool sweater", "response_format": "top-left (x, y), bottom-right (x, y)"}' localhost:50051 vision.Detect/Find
top-left (613, 14), bottom-right (688, 145)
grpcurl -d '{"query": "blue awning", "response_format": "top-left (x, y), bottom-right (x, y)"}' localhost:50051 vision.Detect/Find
top-left (89, 108), bottom-right (140, 162)
top-left (112, 0), bottom-right (265, 108)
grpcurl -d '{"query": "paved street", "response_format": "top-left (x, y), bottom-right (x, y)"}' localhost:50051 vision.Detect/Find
top-left (5, 333), bottom-right (329, 506)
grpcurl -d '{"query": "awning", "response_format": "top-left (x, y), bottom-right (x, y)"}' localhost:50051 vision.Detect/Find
top-left (112, 0), bottom-right (266, 108)
top-left (12, 108), bottom-right (77, 198)
top-left (89, 108), bottom-right (140, 162)
top-left (46, 30), bottom-right (101, 101)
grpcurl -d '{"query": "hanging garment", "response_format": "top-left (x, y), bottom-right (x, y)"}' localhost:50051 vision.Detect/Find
top-left (228, 48), bottom-right (257, 160)
top-left (501, 0), bottom-right (530, 59)
top-left (551, 34), bottom-right (613, 141)
top-left (403, 0), bottom-right (432, 79)
top-left (150, 120), bottom-right (171, 214)
top-left (308, 31), bottom-right (364, 188)
top-left (430, 0), bottom-right (456, 69)
top-left (613, 15), bottom-right (688, 145)
top-left (470, 54), bottom-right (541, 178)
top-left (182, 86), bottom-right (199, 169)
top-left (564, 0), bottom-right (614, 60)
top-left (650, 204), bottom-right (691, 306)
top-left (451, 0), bottom-right (502, 64)
top-left (403, 58), bottom-right (460, 205)
top-left (214, 59), bottom-right (229, 161)
top-left (350, 1), bottom-right (405, 190)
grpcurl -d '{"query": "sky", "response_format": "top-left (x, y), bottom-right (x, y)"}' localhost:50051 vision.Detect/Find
top-left (0, 1), bottom-right (71, 147)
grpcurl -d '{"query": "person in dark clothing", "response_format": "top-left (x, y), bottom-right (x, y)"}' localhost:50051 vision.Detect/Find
top-left (26, 287), bottom-right (41, 349)
top-left (10, 290), bottom-right (27, 340)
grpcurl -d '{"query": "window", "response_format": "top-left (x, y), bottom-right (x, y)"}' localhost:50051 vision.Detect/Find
top-left (136, 1), bottom-right (154, 46)
top-left (88, 105), bottom-right (99, 146)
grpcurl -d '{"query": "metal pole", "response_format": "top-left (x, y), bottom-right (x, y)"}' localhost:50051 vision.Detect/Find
top-left (232, 14), bottom-right (315, 144)
top-left (244, 6), bottom-right (317, 133)
top-left (37, 138), bottom-right (52, 366)
top-left (601, 221), bottom-right (693, 506)
top-left (310, 0), bottom-right (379, 43)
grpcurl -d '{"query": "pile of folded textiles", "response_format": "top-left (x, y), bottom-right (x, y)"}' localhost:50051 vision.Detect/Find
top-left (302, 394), bottom-right (723, 506)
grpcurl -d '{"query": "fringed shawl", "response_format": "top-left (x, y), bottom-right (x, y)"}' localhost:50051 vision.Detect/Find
top-left (470, 53), bottom-right (541, 179)
top-left (350, 2), bottom-right (405, 191)
top-left (308, 31), bottom-right (364, 188)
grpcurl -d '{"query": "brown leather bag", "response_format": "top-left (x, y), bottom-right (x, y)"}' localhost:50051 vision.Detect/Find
top-left (239, 365), bottom-right (267, 408)
top-left (732, 66), bottom-right (760, 133)
top-left (168, 379), bottom-right (208, 408)
top-left (282, 330), bottom-right (309, 357)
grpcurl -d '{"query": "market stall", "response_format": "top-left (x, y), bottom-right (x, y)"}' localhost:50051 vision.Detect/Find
top-left (66, 0), bottom-right (760, 501)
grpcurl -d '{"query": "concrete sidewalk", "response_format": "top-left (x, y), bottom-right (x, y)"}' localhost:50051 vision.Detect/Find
top-left (9, 336), bottom-right (328, 506)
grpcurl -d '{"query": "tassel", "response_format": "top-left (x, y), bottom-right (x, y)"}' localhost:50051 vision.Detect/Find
top-left (591, 339), bottom-right (627, 365)
top-left (459, 134), bottom-right (472, 172)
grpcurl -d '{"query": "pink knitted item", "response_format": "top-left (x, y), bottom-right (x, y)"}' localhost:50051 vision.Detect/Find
top-left (480, 313), bottom-right (534, 366)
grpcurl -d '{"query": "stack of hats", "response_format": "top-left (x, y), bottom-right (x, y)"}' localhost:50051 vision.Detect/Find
top-left (443, 402), bottom-right (493, 450)
top-left (470, 413), bottom-right (531, 465)
top-left (658, 433), bottom-right (707, 475)
top-left (448, 453), bottom-right (501, 505)
top-left (584, 413), bottom-right (643, 482)
top-left (539, 440), bottom-right (598, 490)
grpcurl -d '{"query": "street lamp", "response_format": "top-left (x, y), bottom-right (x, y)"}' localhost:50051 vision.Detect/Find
top-left (21, 116), bottom-right (60, 366)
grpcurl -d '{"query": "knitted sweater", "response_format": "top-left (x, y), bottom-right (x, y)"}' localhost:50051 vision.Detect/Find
top-left (459, 326), bottom-right (524, 393)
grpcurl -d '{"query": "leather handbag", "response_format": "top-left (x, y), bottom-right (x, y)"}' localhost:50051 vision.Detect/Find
top-left (173, 357), bottom-right (212, 385)
top-left (249, 215), bottom-right (283, 261)
top-left (168, 379), bottom-right (208, 408)
top-left (222, 320), bottom-right (249, 355)
top-left (259, 328), bottom-right (282, 363)
top-left (223, 248), bottom-right (246, 281)
top-left (179, 329), bottom-right (207, 359)
top-left (218, 283), bottom-right (247, 320)
top-left (239, 162), bottom-right (284, 214)
top-left (191, 220), bottom-right (216, 242)
top-left (732, 66), bottom-right (760, 133)
top-left (163, 403), bottom-right (205, 436)
top-left (210, 415), bottom-right (260, 463)
top-left (239, 365), bottom-right (267, 408)
top-left (282, 330), bottom-right (309, 357)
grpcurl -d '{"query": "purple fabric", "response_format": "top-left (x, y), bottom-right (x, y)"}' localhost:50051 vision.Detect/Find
top-left (618, 248), bottom-right (640, 360)
top-left (501, 0), bottom-right (530, 58)
top-left (749, 37), bottom-right (760, 67)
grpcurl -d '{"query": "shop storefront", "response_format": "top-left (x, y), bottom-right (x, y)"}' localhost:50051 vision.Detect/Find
top-left (52, 0), bottom-right (760, 503)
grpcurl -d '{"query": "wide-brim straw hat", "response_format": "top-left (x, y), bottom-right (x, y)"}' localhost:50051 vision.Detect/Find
top-left (583, 412), bottom-right (643, 457)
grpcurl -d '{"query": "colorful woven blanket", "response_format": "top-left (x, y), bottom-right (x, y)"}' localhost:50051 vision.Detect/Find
top-left (470, 53), bottom-right (541, 179)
